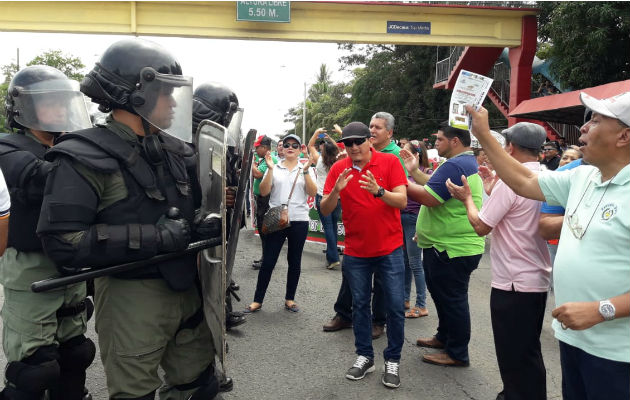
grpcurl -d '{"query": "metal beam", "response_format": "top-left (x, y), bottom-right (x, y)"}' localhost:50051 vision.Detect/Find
top-left (0, 1), bottom-right (537, 47)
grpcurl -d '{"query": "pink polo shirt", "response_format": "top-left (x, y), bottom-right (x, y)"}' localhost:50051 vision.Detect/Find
top-left (478, 162), bottom-right (551, 292)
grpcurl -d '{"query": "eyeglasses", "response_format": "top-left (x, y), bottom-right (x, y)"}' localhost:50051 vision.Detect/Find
top-left (342, 137), bottom-right (367, 147)
top-left (283, 142), bottom-right (300, 149)
top-left (542, 148), bottom-right (555, 152)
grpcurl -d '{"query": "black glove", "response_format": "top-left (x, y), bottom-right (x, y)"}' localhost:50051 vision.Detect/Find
top-left (193, 210), bottom-right (222, 240)
top-left (156, 207), bottom-right (190, 253)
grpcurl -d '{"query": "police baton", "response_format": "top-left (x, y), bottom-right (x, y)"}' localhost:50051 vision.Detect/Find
top-left (31, 237), bottom-right (222, 293)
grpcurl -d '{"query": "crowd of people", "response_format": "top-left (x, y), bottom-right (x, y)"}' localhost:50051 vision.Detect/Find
top-left (0, 34), bottom-right (626, 400)
top-left (245, 94), bottom-right (628, 398)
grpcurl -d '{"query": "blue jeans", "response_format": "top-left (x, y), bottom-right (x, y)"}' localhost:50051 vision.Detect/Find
top-left (423, 247), bottom-right (481, 363)
top-left (559, 341), bottom-right (630, 400)
top-left (315, 194), bottom-right (341, 264)
top-left (401, 212), bottom-right (426, 308)
top-left (253, 221), bottom-right (309, 304)
top-left (333, 267), bottom-right (386, 326)
top-left (343, 247), bottom-right (405, 361)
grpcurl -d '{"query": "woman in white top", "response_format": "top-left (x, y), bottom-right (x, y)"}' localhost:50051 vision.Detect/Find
top-left (246, 134), bottom-right (317, 313)
top-left (308, 127), bottom-right (342, 269)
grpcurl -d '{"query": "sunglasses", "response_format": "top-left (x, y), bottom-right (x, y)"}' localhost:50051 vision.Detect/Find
top-left (543, 148), bottom-right (555, 152)
top-left (342, 137), bottom-right (367, 147)
top-left (283, 142), bottom-right (300, 149)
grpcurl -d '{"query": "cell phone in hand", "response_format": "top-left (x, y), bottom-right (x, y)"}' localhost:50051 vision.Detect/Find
top-left (318, 133), bottom-right (326, 139)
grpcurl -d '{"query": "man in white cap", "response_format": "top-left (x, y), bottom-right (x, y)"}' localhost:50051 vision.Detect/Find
top-left (445, 122), bottom-right (551, 400)
top-left (464, 91), bottom-right (630, 400)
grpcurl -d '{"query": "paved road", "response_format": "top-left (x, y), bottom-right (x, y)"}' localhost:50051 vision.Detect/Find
top-left (0, 228), bottom-right (563, 399)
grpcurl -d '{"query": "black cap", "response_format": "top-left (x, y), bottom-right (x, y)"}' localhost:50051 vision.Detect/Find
top-left (338, 122), bottom-right (370, 142)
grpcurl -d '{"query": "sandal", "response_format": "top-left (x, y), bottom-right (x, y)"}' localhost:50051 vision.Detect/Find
top-left (284, 301), bottom-right (300, 313)
top-left (405, 306), bottom-right (428, 318)
top-left (244, 303), bottom-right (262, 313)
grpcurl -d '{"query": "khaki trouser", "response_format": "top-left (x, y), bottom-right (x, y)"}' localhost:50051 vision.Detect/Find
top-left (94, 276), bottom-right (215, 399)
top-left (1, 284), bottom-right (87, 363)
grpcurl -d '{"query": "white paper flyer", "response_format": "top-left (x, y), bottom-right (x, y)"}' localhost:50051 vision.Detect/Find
top-left (449, 70), bottom-right (493, 130)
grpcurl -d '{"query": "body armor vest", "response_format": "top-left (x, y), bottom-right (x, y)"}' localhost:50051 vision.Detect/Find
top-left (50, 128), bottom-right (198, 290)
top-left (0, 133), bottom-right (49, 252)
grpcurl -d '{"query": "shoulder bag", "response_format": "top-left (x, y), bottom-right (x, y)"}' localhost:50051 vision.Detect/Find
top-left (261, 166), bottom-right (302, 234)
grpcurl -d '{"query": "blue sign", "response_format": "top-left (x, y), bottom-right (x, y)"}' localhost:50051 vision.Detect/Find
top-left (387, 21), bottom-right (431, 35)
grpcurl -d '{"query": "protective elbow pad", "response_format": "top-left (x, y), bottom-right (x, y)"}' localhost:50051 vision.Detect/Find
top-left (5, 346), bottom-right (60, 393)
top-left (59, 224), bottom-right (159, 273)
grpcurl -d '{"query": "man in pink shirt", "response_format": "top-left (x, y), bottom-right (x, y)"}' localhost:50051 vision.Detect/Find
top-left (445, 122), bottom-right (551, 400)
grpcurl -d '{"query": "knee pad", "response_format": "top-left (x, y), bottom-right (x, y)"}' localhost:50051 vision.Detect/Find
top-left (58, 335), bottom-right (96, 371)
top-left (5, 346), bottom-right (60, 394)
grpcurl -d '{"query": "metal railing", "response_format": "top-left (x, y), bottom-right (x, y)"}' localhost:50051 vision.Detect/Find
top-left (488, 61), bottom-right (511, 109)
top-left (547, 121), bottom-right (581, 145)
top-left (434, 46), bottom-right (465, 84)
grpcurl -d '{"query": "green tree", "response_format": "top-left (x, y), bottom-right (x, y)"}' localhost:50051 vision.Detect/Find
top-left (0, 50), bottom-right (85, 130)
top-left (537, 1), bottom-right (630, 88)
top-left (284, 63), bottom-right (352, 140)
top-left (27, 50), bottom-right (85, 81)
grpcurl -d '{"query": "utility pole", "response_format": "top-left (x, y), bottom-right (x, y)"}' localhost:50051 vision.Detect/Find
top-left (302, 82), bottom-right (306, 144)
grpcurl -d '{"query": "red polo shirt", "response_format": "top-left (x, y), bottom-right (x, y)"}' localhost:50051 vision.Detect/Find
top-left (324, 149), bottom-right (407, 257)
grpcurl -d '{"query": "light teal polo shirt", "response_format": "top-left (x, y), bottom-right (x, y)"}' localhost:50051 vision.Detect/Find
top-left (539, 163), bottom-right (630, 362)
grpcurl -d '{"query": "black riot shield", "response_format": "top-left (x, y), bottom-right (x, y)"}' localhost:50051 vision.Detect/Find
top-left (225, 127), bottom-right (255, 284)
top-left (195, 120), bottom-right (227, 366)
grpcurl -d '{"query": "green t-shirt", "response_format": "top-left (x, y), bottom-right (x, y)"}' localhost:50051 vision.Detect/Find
top-left (252, 155), bottom-right (278, 196)
top-left (379, 141), bottom-right (407, 175)
top-left (416, 152), bottom-right (484, 258)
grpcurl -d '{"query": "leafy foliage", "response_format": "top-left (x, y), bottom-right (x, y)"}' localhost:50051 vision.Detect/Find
top-left (537, 2), bottom-right (630, 88)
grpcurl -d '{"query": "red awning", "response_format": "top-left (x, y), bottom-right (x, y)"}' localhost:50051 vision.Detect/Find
top-left (509, 80), bottom-right (630, 125)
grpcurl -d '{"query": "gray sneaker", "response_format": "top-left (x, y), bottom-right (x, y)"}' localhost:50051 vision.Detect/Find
top-left (382, 360), bottom-right (400, 388)
top-left (345, 356), bottom-right (375, 380)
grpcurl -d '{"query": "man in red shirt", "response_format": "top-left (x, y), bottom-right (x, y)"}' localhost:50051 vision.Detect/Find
top-left (321, 122), bottom-right (407, 389)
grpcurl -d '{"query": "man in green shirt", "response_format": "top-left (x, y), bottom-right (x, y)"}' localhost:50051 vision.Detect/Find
top-left (251, 135), bottom-right (277, 269)
top-left (406, 123), bottom-right (484, 367)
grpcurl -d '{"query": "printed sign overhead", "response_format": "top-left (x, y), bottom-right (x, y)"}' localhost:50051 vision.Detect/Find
top-left (449, 70), bottom-right (493, 130)
top-left (237, 1), bottom-right (291, 23)
top-left (387, 21), bottom-right (431, 35)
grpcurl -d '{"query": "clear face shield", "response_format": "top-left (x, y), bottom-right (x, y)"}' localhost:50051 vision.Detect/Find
top-left (12, 79), bottom-right (92, 133)
top-left (133, 67), bottom-right (193, 143)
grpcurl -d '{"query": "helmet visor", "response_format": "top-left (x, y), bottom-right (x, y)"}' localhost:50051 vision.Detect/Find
top-left (13, 79), bottom-right (92, 132)
top-left (133, 68), bottom-right (193, 143)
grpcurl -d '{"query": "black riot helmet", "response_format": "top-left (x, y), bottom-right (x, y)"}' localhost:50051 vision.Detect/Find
top-left (192, 82), bottom-right (239, 133)
top-left (80, 38), bottom-right (193, 142)
top-left (5, 65), bottom-right (92, 134)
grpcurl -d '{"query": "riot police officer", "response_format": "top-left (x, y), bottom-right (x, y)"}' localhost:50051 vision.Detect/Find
top-left (0, 65), bottom-right (94, 400)
top-left (37, 39), bottom-right (219, 399)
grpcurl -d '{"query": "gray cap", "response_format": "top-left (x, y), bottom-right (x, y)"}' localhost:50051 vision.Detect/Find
top-left (501, 122), bottom-right (547, 150)
top-left (283, 133), bottom-right (302, 145)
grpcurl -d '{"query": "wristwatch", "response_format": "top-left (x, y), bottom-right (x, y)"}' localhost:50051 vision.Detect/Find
top-left (599, 300), bottom-right (616, 321)
top-left (373, 187), bottom-right (385, 198)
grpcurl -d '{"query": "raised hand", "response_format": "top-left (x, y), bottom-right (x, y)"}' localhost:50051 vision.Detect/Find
top-left (264, 150), bottom-right (275, 169)
top-left (464, 104), bottom-right (490, 139)
top-left (358, 170), bottom-right (379, 195)
top-left (478, 165), bottom-right (499, 195)
top-left (400, 148), bottom-right (419, 172)
top-left (445, 175), bottom-right (471, 202)
top-left (334, 168), bottom-right (353, 193)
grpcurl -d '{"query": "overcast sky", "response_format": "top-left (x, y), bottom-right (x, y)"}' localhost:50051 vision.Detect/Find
top-left (0, 31), bottom-right (351, 140)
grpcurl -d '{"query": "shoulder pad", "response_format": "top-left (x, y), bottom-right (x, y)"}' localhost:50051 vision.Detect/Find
top-left (0, 133), bottom-right (47, 158)
top-left (47, 129), bottom-right (119, 173)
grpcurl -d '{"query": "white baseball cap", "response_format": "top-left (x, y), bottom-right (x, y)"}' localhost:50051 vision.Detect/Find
top-left (580, 91), bottom-right (630, 127)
